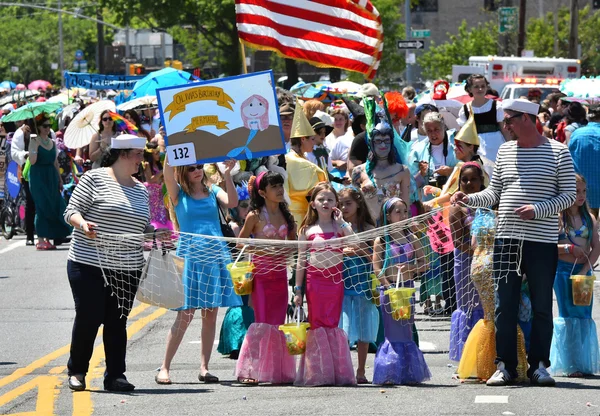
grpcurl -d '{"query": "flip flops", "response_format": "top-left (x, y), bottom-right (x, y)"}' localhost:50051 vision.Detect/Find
top-left (155, 375), bottom-right (172, 385)
top-left (198, 372), bottom-right (219, 383)
top-left (36, 241), bottom-right (56, 250)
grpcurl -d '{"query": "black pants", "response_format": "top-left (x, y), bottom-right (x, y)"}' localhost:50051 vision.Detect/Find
top-left (21, 179), bottom-right (35, 241)
top-left (440, 252), bottom-right (456, 313)
top-left (493, 239), bottom-right (558, 377)
top-left (67, 260), bottom-right (139, 384)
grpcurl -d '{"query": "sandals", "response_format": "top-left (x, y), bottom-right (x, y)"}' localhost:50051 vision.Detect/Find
top-left (356, 375), bottom-right (370, 384)
top-left (237, 377), bottom-right (259, 386)
top-left (155, 375), bottom-right (172, 385)
top-left (198, 372), bottom-right (219, 383)
top-left (36, 241), bottom-right (56, 251)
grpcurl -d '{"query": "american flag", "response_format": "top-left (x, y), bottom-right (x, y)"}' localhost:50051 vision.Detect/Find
top-left (235, 0), bottom-right (384, 80)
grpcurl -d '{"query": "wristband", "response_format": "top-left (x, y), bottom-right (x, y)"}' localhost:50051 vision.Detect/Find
top-left (564, 244), bottom-right (570, 254)
top-left (570, 244), bottom-right (575, 254)
top-left (80, 221), bottom-right (86, 230)
top-left (294, 286), bottom-right (303, 292)
top-left (340, 222), bottom-right (350, 229)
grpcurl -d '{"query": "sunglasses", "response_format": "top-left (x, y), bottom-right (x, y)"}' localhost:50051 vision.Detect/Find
top-left (102, 117), bottom-right (112, 122)
top-left (373, 138), bottom-right (391, 145)
top-left (187, 164), bottom-right (204, 173)
top-left (503, 112), bottom-right (523, 125)
top-left (40, 123), bottom-right (51, 128)
top-left (454, 141), bottom-right (472, 150)
top-left (239, 202), bottom-right (249, 208)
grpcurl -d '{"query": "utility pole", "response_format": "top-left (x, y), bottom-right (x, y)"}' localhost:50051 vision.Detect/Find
top-left (124, 24), bottom-right (130, 76)
top-left (568, 0), bottom-right (579, 58)
top-left (405, 0), bottom-right (412, 86)
top-left (517, 0), bottom-right (526, 56)
top-left (58, 0), bottom-right (64, 87)
top-left (97, 7), bottom-right (105, 73)
top-left (554, 0), bottom-right (559, 55)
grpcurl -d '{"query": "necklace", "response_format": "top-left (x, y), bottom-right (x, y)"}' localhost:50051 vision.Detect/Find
top-left (40, 136), bottom-right (51, 146)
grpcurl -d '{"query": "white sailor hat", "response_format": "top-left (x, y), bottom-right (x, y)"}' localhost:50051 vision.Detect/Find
top-left (111, 134), bottom-right (147, 149)
top-left (501, 99), bottom-right (540, 115)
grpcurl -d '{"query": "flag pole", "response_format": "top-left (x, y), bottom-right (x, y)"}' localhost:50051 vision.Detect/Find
top-left (240, 39), bottom-right (248, 74)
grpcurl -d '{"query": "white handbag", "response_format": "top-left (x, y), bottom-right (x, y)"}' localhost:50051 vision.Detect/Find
top-left (137, 239), bottom-right (185, 310)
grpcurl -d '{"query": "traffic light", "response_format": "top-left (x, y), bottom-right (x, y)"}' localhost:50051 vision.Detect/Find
top-left (129, 64), bottom-right (145, 75)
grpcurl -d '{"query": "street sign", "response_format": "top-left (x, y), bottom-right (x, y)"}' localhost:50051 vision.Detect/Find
top-left (499, 7), bottom-right (518, 34)
top-left (406, 53), bottom-right (416, 64)
top-left (10, 66), bottom-right (18, 73)
top-left (51, 63), bottom-right (58, 70)
top-left (411, 29), bottom-right (431, 38)
top-left (397, 40), bottom-right (425, 50)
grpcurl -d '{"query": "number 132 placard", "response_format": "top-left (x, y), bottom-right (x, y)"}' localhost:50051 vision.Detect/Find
top-left (167, 142), bottom-right (196, 167)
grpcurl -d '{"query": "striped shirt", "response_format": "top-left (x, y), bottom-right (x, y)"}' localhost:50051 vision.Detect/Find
top-left (64, 168), bottom-right (150, 269)
top-left (468, 139), bottom-right (576, 243)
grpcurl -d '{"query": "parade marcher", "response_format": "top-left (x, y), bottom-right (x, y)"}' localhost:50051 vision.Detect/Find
top-left (569, 104), bottom-right (600, 217)
top-left (64, 134), bottom-right (150, 392)
top-left (28, 116), bottom-right (72, 250)
top-left (157, 157), bottom-right (241, 385)
top-left (89, 110), bottom-right (117, 169)
top-left (452, 98), bottom-right (577, 386)
top-left (284, 103), bottom-right (327, 227)
top-left (457, 74), bottom-right (507, 179)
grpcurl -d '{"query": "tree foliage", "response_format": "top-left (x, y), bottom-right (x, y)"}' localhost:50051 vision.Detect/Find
top-left (418, 20), bottom-right (499, 80)
top-left (0, 6), bottom-right (101, 84)
top-left (526, 5), bottom-right (600, 75)
top-left (100, 0), bottom-right (241, 77)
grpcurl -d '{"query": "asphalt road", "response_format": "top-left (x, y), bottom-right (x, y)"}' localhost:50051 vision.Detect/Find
top-left (1, 235), bottom-right (599, 416)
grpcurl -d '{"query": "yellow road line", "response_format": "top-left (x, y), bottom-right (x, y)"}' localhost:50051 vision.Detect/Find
top-left (48, 366), bottom-right (67, 375)
top-left (72, 307), bottom-right (167, 416)
top-left (0, 375), bottom-right (61, 413)
top-left (0, 303), bottom-right (150, 390)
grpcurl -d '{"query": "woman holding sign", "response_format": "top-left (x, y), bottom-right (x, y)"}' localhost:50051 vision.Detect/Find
top-left (156, 157), bottom-right (241, 385)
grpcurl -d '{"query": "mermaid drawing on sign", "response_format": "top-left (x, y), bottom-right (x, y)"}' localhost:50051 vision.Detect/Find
top-left (228, 94), bottom-right (269, 159)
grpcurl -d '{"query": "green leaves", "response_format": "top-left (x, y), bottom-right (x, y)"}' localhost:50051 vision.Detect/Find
top-left (418, 20), bottom-right (498, 80)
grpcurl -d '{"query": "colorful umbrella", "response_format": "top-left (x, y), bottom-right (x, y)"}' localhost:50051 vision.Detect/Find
top-left (0, 101), bottom-right (62, 123)
top-left (15, 84), bottom-right (26, 90)
top-left (28, 80), bottom-right (52, 91)
top-left (0, 89), bottom-right (40, 106)
top-left (64, 100), bottom-right (116, 149)
top-left (560, 76), bottom-right (600, 98)
top-left (132, 68), bottom-right (192, 98)
top-left (0, 80), bottom-right (16, 89)
top-left (106, 111), bottom-right (139, 135)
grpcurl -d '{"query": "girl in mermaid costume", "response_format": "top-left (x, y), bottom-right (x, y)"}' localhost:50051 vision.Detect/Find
top-left (372, 197), bottom-right (431, 385)
top-left (550, 173), bottom-right (599, 377)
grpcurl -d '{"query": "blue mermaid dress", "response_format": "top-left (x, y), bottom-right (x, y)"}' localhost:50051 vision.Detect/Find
top-left (174, 184), bottom-right (242, 310)
top-left (550, 260), bottom-right (599, 375)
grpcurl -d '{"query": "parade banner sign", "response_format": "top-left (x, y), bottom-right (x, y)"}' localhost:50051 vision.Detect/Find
top-left (157, 70), bottom-right (285, 166)
top-left (65, 72), bottom-right (145, 90)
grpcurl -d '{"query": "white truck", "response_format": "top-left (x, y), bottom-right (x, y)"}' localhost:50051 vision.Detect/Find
top-left (452, 56), bottom-right (581, 93)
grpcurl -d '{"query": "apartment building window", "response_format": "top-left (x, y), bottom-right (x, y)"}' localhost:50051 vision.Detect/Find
top-left (412, 0), bottom-right (438, 12)
top-left (484, 0), bottom-right (498, 11)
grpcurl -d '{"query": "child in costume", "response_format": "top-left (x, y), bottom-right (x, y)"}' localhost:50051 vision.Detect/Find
top-left (294, 182), bottom-right (356, 386)
top-left (457, 206), bottom-right (527, 383)
top-left (142, 142), bottom-right (172, 231)
top-left (235, 172), bottom-right (297, 384)
top-left (218, 183), bottom-right (255, 359)
top-left (448, 163), bottom-right (485, 361)
top-left (372, 197), bottom-right (430, 385)
top-left (338, 187), bottom-right (379, 384)
top-left (551, 174), bottom-right (600, 377)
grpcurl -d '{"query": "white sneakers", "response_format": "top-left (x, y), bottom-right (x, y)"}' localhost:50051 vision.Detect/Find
top-left (486, 361), bottom-right (556, 387)
top-left (486, 361), bottom-right (513, 386)
top-left (530, 362), bottom-right (556, 386)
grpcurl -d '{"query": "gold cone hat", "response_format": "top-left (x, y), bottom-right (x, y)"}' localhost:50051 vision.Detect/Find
top-left (290, 101), bottom-right (316, 139)
top-left (454, 108), bottom-right (480, 146)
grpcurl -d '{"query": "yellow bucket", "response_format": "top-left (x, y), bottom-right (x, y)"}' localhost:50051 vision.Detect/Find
top-left (226, 261), bottom-right (254, 296)
top-left (385, 287), bottom-right (415, 321)
top-left (570, 275), bottom-right (595, 306)
top-left (370, 273), bottom-right (380, 306)
top-left (279, 322), bottom-right (310, 355)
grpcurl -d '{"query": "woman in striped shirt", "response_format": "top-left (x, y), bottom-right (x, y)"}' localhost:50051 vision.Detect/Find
top-left (64, 135), bottom-right (150, 393)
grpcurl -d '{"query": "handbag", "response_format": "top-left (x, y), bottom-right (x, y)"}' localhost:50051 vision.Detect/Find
top-left (214, 190), bottom-right (237, 251)
top-left (136, 233), bottom-right (185, 309)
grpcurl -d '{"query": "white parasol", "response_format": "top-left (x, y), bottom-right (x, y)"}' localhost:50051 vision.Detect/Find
top-left (64, 100), bottom-right (116, 149)
top-left (116, 95), bottom-right (158, 111)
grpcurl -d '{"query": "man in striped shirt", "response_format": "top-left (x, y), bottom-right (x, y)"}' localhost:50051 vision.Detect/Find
top-left (452, 99), bottom-right (576, 387)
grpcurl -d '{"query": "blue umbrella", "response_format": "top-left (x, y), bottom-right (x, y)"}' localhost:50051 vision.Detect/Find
top-left (0, 80), bottom-right (16, 90)
top-left (132, 68), bottom-right (193, 98)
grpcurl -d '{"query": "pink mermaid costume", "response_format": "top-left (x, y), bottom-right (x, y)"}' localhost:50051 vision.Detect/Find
top-left (295, 232), bottom-right (356, 386)
top-left (235, 209), bottom-right (296, 383)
